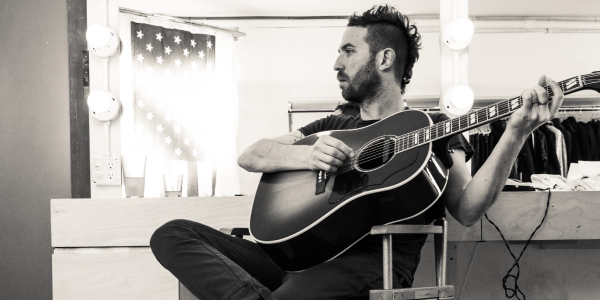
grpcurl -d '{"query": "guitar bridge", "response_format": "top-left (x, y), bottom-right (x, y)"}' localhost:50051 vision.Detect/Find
top-left (315, 171), bottom-right (329, 195)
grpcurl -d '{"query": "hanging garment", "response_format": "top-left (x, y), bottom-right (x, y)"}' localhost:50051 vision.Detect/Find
top-left (545, 125), bottom-right (568, 177)
top-left (552, 118), bottom-right (572, 166)
top-left (563, 117), bottom-right (581, 163)
top-left (585, 121), bottom-right (598, 160)
top-left (539, 125), bottom-right (561, 175)
top-left (576, 121), bottom-right (592, 160)
top-left (532, 129), bottom-right (549, 174)
top-left (593, 120), bottom-right (600, 160)
top-left (518, 136), bottom-right (535, 182)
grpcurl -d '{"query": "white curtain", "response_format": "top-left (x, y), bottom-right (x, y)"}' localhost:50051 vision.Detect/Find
top-left (119, 13), bottom-right (240, 197)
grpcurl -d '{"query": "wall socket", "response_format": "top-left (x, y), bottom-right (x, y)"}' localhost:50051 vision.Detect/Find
top-left (91, 156), bottom-right (122, 185)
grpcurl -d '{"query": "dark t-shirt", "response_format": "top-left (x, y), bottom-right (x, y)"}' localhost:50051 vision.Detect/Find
top-left (298, 111), bottom-right (474, 286)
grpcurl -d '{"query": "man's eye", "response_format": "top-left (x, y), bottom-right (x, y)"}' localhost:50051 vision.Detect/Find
top-left (345, 49), bottom-right (353, 53)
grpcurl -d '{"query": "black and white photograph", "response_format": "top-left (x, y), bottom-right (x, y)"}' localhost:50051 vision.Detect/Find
top-left (2, 0), bottom-right (600, 299)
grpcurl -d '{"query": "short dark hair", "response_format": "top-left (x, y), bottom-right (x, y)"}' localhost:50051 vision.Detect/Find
top-left (348, 5), bottom-right (422, 94)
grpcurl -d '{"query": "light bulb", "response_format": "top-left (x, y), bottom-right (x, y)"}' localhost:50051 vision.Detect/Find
top-left (442, 18), bottom-right (475, 50)
top-left (450, 18), bottom-right (474, 42)
top-left (86, 24), bottom-right (111, 49)
top-left (450, 85), bottom-right (474, 109)
top-left (87, 90), bottom-right (111, 113)
top-left (440, 85), bottom-right (474, 116)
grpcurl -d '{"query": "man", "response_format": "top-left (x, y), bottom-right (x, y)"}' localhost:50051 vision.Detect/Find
top-left (150, 5), bottom-right (564, 300)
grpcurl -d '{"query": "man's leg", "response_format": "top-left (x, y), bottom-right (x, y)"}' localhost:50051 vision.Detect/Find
top-left (272, 248), bottom-right (407, 300)
top-left (150, 219), bottom-right (286, 300)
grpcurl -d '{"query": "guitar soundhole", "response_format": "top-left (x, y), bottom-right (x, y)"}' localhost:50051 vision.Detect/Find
top-left (356, 136), bottom-right (397, 172)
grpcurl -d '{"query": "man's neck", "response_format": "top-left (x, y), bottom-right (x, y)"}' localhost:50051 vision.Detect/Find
top-left (359, 85), bottom-right (404, 121)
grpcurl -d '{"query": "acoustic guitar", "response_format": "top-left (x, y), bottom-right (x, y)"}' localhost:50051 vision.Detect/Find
top-left (250, 72), bottom-right (600, 271)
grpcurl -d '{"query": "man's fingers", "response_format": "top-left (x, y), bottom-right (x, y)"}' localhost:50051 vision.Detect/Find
top-left (533, 85), bottom-right (548, 105)
top-left (321, 145), bottom-right (348, 162)
top-left (316, 152), bottom-right (345, 168)
top-left (315, 161), bottom-right (337, 173)
top-left (538, 74), bottom-right (547, 87)
top-left (521, 89), bottom-right (534, 111)
top-left (546, 77), bottom-right (564, 117)
top-left (322, 136), bottom-right (354, 158)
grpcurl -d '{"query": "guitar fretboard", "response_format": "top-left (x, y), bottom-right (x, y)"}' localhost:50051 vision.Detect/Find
top-left (394, 75), bottom-right (585, 154)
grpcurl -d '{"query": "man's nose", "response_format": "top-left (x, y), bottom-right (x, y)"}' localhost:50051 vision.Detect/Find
top-left (333, 55), bottom-right (343, 71)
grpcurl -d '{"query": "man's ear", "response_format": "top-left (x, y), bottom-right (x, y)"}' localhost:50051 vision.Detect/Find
top-left (376, 48), bottom-right (395, 71)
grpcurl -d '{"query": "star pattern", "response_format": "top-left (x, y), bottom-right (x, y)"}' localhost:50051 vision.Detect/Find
top-left (132, 22), bottom-right (215, 161)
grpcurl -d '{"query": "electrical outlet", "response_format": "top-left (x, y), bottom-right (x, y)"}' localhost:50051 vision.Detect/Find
top-left (91, 157), bottom-right (122, 185)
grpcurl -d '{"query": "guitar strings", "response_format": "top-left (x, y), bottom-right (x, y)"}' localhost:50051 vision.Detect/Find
top-left (346, 74), bottom-right (598, 166)
top-left (339, 99), bottom-right (518, 173)
top-left (346, 99), bottom-right (517, 168)
top-left (336, 75), bottom-right (599, 173)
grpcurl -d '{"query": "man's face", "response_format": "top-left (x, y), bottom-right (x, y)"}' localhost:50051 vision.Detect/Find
top-left (334, 27), bottom-right (382, 104)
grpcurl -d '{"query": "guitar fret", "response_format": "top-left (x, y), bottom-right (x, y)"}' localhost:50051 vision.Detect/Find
top-left (459, 114), bottom-right (468, 130)
top-left (498, 100), bottom-right (509, 115)
top-left (488, 105), bottom-right (497, 118)
top-left (469, 112), bottom-right (477, 126)
top-left (395, 73), bottom-right (595, 154)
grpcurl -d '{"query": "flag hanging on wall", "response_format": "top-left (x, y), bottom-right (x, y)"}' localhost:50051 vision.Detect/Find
top-left (131, 22), bottom-right (215, 161)
top-left (128, 22), bottom-right (217, 196)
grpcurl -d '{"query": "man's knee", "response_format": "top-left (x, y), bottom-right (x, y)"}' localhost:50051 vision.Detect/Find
top-left (150, 219), bottom-right (196, 262)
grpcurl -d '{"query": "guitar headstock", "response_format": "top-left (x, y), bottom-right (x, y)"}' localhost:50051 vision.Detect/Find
top-left (582, 71), bottom-right (600, 93)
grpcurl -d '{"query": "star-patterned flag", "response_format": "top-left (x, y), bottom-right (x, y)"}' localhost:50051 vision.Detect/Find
top-left (131, 22), bottom-right (215, 162)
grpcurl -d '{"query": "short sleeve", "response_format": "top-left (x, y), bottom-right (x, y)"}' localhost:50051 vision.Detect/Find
top-left (297, 114), bottom-right (359, 136)
top-left (297, 116), bottom-right (334, 137)
top-left (429, 112), bottom-right (475, 164)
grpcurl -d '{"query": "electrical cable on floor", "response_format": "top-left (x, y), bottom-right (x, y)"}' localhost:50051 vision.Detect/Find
top-left (457, 241), bottom-right (479, 298)
top-left (484, 189), bottom-right (552, 300)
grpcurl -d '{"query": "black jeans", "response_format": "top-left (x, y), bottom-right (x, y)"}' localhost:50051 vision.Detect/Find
top-left (150, 219), bottom-right (407, 300)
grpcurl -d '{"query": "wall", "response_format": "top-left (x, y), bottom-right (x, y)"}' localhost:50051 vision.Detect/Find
top-left (233, 22), bottom-right (600, 300)
top-left (0, 0), bottom-right (71, 299)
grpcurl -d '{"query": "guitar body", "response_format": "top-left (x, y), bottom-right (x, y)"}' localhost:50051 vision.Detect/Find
top-left (249, 110), bottom-right (450, 271)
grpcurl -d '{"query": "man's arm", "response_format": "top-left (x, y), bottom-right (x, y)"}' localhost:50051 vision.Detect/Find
top-left (442, 75), bottom-right (564, 227)
top-left (237, 130), bottom-right (354, 173)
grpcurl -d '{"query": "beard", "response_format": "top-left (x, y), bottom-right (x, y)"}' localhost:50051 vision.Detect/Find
top-left (339, 56), bottom-right (382, 105)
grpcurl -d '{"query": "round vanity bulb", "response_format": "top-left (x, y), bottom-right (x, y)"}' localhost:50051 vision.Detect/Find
top-left (87, 90), bottom-right (111, 113)
top-left (440, 85), bottom-right (474, 116)
top-left (450, 18), bottom-right (474, 42)
top-left (86, 24), bottom-right (111, 49)
top-left (449, 85), bottom-right (474, 109)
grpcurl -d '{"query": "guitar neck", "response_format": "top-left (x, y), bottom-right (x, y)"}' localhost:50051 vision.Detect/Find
top-left (395, 75), bottom-right (588, 153)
